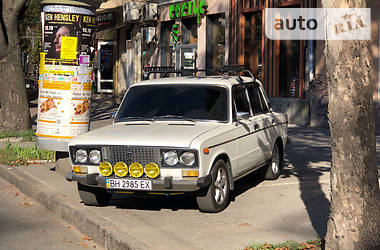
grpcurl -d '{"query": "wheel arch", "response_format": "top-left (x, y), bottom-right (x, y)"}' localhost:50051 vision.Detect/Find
top-left (275, 136), bottom-right (284, 167)
top-left (210, 153), bottom-right (234, 190)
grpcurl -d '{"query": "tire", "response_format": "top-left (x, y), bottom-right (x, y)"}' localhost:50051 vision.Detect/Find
top-left (196, 159), bottom-right (230, 213)
top-left (264, 143), bottom-right (282, 180)
top-left (77, 182), bottom-right (112, 206)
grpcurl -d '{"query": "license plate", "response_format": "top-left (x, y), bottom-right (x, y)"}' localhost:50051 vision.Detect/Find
top-left (106, 178), bottom-right (152, 190)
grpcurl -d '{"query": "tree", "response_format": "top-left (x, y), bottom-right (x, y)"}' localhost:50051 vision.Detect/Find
top-left (0, 0), bottom-right (31, 132)
top-left (321, 0), bottom-right (380, 249)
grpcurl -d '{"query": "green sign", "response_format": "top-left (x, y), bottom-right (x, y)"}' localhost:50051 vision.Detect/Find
top-left (170, 23), bottom-right (180, 46)
top-left (169, 0), bottom-right (207, 24)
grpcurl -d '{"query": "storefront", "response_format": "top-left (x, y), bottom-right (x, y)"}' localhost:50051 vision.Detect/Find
top-left (158, 0), bottom-right (230, 71)
top-left (231, 0), bottom-right (317, 99)
top-left (229, 0), bottom-right (315, 125)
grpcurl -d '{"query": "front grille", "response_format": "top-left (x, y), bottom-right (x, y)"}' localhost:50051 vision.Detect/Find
top-left (101, 146), bottom-right (162, 167)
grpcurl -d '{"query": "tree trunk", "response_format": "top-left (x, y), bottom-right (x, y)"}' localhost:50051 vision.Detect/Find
top-left (0, 0), bottom-right (31, 132)
top-left (322, 0), bottom-right (380, 249)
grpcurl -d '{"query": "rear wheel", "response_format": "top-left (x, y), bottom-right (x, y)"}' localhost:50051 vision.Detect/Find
top-left (264, 143), bottom-right (282, 180)
top-left (77, 182), bottom-right (112, 206)
top-left (196, 160), bottom-right (230, 213)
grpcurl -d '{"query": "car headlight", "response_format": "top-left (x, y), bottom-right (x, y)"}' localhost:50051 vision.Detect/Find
top-left (75, 149), bottom-right (88, 163)
top-left (163, 151), bottom-right (178, 166)
top-left (89, 150), bottom-right (101, 164)
top-left (180, 152), bottom-right (195, 166)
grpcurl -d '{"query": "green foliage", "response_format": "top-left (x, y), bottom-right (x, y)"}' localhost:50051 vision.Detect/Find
top-left (0, 130), bottom-right (36, 141)
top-left (21, 0), bottom-right (41, 23)
top-left (0, 142), bottom-right (54, 166)
top-left (18, 0), bottom-right (42, 71)
top-left (244, 239), bottom-right (322, 250)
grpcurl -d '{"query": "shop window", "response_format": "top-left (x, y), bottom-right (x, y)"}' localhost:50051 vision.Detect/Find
top-left (244, 12), bottom-right (262, 76)
top-left (182, 18), bottom-right (198, 44)
top-left (206, 15), bottom-right (225, 70)
top-left (278, 40), bottom-right (300, 97)
top-left (142, 27), bottom-right (157, 69)
top-left (160, 21), bottom-right (176, 67)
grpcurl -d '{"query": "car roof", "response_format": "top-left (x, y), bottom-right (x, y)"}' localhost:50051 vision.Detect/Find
top-left (134, 75), bottom-right (258, 88)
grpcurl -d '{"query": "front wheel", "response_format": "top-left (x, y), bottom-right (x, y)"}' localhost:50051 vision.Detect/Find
top-left (196, 160), bottom-right (230, 213)
top-left (77, 182), bottom-right (112, 206)
top-left (264, 143), bottom-right (282, 180)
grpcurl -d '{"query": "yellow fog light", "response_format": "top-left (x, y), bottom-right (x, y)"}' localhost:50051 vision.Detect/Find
top-left (182, 170), bottom-right (199, 177)
top-left (114, 162), bottom-right (128, 177)
top-left (129, 162), bottom-right (144, 178)
top-left (99, 162), bottom-right (113, 176)
top-left (144, 163), bottom-right (160, 179)
top-left (73, 166), bottom-right (87, 174)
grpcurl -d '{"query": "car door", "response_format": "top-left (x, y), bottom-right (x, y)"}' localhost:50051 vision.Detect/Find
top-left (232, 85), bottom-right (263, 174)
top-left (246, 84), bottom-right (272, 162)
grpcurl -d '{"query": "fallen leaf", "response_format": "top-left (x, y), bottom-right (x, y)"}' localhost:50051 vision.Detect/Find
top-left (20, 202), bottom-right (32, 207)
top-left (93, 246), bottom-right (96, 248)
top-left (82, 235), bottom-right (93, 241)
top-left (15, 192), bottom-right (20, 196)
top-left (67, 225), bottom-right (72, 229)
top-left (78, 242), bottom-right (84, 246)
top-left (61, 238), bottom-right (66, 242)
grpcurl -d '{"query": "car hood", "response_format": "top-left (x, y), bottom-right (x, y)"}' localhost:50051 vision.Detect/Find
top-left (69, 121), bottom-right (223, 148)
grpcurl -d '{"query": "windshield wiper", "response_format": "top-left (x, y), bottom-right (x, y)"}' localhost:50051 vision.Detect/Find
top-left (116, 116), bottom-right (154, 123)
top-left (153, 115), bottom-right (196, 123)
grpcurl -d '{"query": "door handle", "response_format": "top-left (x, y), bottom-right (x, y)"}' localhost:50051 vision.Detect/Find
top-left (254, 124), bottom-right (259, 130)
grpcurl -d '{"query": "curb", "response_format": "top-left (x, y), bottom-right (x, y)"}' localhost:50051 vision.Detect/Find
top-left (0, 165), bottom-right (150, 250)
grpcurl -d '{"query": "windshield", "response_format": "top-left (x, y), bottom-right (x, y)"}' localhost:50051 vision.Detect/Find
top-left (116, 84), bottom-right (228, 122)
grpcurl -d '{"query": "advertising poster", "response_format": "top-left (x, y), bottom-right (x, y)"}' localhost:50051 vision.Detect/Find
top-left (37, 5), bottom-right (96, 146)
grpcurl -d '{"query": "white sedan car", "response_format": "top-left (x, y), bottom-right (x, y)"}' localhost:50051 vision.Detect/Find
top-left (66, 73), bottom-right (287, 213)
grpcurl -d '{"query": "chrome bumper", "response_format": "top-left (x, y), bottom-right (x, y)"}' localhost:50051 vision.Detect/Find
top-left (66, 172), bottom-right (211, 192)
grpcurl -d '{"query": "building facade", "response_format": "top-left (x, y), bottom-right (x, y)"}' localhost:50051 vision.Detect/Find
top-left (97, 0), bottom-right (380, 126)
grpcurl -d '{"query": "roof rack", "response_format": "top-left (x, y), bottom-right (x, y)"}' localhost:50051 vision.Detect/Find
top-left (143, 65), bottom-right (257, 83)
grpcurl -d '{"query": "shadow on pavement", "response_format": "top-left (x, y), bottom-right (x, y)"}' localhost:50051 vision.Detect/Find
top-left (283, 126), bottom-right (332, 239)
top-left (110, 194), bottom-right (198, 211)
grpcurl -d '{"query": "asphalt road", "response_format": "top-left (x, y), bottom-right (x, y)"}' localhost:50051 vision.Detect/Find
top-left (0, 177), bottom-right (104, 250)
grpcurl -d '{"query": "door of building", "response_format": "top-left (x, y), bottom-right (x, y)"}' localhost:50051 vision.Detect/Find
top-left (97, 41), bottom-right (114, 93)
top-left (175, 44), bottom-right (197, 71)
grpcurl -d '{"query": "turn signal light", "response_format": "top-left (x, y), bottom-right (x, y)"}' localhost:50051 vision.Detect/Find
top-left (73, 166), bottom-right (87, 174)
top-left (144, 163), bottom-right (160, 179)
top-left (114, 162), bottom-right (128, 177)
top-left (129, 162), bottom-right (144, 178)
top-left (182, 170), bottom-right (199, 177)
top-left (99, 162), bottom-right (113, 176)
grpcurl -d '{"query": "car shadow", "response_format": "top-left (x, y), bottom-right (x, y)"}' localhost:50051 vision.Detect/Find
top-left (110, 194), bottom-right (198, 211)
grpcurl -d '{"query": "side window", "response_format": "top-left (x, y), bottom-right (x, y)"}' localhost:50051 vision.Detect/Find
top-left (247, 85), bottom-right (264, 114)
top-left (233, 86), bottom-right (251, 118)
top-left (258, 87), bottom-right (270, 113)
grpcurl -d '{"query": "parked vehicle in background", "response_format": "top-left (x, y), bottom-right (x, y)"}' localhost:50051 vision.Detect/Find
top-left (66, 67), bottom-right (288, 213)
